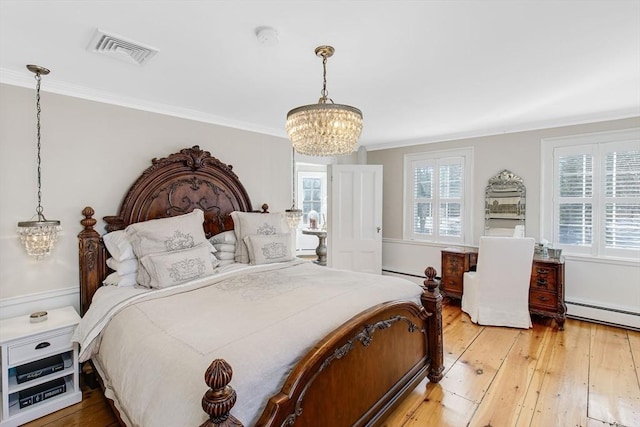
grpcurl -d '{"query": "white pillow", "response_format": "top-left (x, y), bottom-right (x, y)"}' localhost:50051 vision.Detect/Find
top-left (106, 257), bottom-right (138, 276)
top-left (216, 259), bottom-right (235, 267)
top-left (244, 233), bottom-right (295, 265)
top-left (126, 209), bottom-right (207, 258)
top-left (214, 251), bottom-right (235, 261)
top-left (209, 230), bottom-right (237, 244)
top-left (139, 242), bottom-right (216, 289)
top-left (103, 230), bottom-right (135, 261)
top-left (103, 271), bottom-right (137, 287)
top-left (230, 212), bottom-right (287, 264)
top-left (212, 243), bottom-right (235, 253)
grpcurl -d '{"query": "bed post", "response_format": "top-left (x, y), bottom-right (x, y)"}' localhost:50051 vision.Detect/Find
top-left (78, 207), bottom-right (107, 316)
top-left (421, 266), bottom-right (444, 383)
top-left (200, 359), bottom-right (243, 427)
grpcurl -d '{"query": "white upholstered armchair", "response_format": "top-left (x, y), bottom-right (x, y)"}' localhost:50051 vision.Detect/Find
top-left (461, 236), bottom-right (535, 329)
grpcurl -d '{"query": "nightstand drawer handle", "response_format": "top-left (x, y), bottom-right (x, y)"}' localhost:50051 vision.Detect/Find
top-left (537, 268), bottom-right (549, 274)
top-left (536, 279), bottom-right (548, 286)
top-left (35, 342), bottom-right (51, 350)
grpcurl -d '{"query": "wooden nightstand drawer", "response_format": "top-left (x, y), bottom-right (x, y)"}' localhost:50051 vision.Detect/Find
top-left (7, 329), bottom-right (74, 366)
top-left (529, 290), bottom-right (557, 311)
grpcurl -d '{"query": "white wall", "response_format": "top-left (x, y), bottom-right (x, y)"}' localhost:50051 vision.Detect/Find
top-left (0, 83), bottom-right (291, 316)
top-left (368, 117), bottom-right (640, 329)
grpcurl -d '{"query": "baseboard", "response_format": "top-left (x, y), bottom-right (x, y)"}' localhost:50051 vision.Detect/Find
top-left (0, 287), bottom-right (80, 320)
top-left (566, 300), bottom-right (640, 330)
top-left (382, 269), bottom-right (639, 330)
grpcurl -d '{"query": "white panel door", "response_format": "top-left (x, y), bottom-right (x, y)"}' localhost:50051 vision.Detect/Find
top-left (327, 164), bottom-right (383, 273)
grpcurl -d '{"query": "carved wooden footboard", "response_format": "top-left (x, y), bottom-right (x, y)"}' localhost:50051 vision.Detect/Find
top-left (200, 269), bottom-right (445, 427)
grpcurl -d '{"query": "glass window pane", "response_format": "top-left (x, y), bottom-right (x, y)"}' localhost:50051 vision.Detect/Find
top-left (439, 202), bottom-right (461, 236)
top-left (558, 203), bottom-right (592, 245)
top-left (605, 151), bottom-right (640, 197)
top-left (605, 203), bottom-right (640, 248)
top-left (559, 154), bottom-right (592, 198)
top-left (414, 202), bottom-right (433, 234)
top-left (414, 167), bottom-right (433, 199)
top-left (439, 164), bottom-right (462, 198)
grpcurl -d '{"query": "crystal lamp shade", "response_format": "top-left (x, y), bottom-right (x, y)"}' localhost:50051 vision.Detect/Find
top-left (17, 219), bottom-right (62, 260)
top-left (284, 208), bottom-right (303, 229)
top-left (286, 103), bottom-right (363, 157)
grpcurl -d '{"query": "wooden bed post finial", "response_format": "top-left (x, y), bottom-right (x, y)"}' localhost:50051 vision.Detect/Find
top-left (200, 359), bottom-right (243, 427)
top-left (421, 267), bottom-right (445, 383)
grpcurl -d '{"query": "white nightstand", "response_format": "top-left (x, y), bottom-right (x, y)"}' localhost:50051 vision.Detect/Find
top-left (0, 306), bottom-right (82, 427)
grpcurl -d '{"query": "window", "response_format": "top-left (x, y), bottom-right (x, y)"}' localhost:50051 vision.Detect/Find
top-left (296, 167), bottom-right (327, 228)
top-left (404, 148), bottom-right (473, 244)
top-left (542, 128), bottom-right (640, 259)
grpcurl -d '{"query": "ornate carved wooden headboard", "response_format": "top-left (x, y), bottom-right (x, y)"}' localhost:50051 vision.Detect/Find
top-left (78, 146), bottom-right (260, 315)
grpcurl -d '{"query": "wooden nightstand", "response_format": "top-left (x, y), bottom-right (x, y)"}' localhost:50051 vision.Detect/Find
top-left (0, 306), bottom-right (82, 426)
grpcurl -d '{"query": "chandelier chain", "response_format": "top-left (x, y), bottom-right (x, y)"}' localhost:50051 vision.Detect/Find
top-left (320, 55), bottom-right (329, 101)
top-left (35, 71), bottom-right (43, 218)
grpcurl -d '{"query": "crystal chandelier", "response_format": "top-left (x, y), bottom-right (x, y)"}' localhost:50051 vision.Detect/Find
top-left (17, 65), bottom-right (61, 260)
top-left (284, 147), bottom-right (302, 228)
top-left (286, 46), bottom-right (363, 157)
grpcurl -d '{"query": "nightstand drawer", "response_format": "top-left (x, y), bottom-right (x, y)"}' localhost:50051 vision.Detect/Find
top-left (8, 329), bottom-right (74, 366)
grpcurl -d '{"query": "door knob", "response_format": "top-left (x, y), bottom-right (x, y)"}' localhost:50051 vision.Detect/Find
top-left (377, 227), bottom-right (382, 233)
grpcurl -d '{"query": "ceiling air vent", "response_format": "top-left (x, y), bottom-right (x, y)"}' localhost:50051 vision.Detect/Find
top-left (88, 29), bottom-right (158, 65)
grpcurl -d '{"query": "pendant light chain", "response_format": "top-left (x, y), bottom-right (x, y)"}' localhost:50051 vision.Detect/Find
top-left (320, 54), bottom-right (329, 102)
top-left (34, 71), bottom-right (44, 219)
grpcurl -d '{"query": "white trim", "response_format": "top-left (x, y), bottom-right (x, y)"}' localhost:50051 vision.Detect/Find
top-left (0, 287), bottom-right (79, 320)
top-left (403, 147), bottom-right (474, 245)
top-left (366, 111), bottom-right (640, 151)
top-left (540, 127), bottom-right (640, 261)
top-left (0, 68), bottom-right (286, 139)
top-left (3, 67), bottom-right (637, 151)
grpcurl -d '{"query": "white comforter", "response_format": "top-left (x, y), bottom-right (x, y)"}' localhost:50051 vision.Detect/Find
top-left (73, 260), bottom-right (423, 427)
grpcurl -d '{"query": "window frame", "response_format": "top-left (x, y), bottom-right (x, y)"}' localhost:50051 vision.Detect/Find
top-left (541, 128), bottom-right (640, 260)
top-left (404, 148), bottom-right (474, 244)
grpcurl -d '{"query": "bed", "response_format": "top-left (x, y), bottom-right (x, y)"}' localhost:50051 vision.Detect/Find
top-left (75, 145), bottom-right (444, 426)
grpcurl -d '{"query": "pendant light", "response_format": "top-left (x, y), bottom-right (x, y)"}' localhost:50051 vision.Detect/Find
top-left (286, 45), bottom-right (363, 157)
top-left (284, 147), bottom-right (302, 228)
top-left (17, 65), bottom-right (61, 260)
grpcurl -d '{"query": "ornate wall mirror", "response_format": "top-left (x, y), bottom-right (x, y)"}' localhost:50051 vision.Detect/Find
top-left (484, 169), bottom-right (526, 236)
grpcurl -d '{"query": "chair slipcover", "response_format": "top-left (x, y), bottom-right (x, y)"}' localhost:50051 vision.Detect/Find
top-left (461, 236), bottom-right (535, 329)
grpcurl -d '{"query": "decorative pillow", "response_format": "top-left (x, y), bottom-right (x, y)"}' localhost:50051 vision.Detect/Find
top-left (102, 230), bottom-right (135, 261)
top-left (216, 259), bottom-right (235, 267)
top-left (214, 251), bottom-right (235, 261)
top-left (230, 212), bottom-right (286, 264)
top-left (244, 233), bottom-right (295, 265)
top-left (212, 243), bottom-right (235, 253)
top-left (103, 271), bottom-right (137, 287)
top-left (125, 209), bottom-right (207, 259)
top-left (106, 257), bottom-right (138, 276)
top-left (209, 230), bottom-right (237, 244)
top-left (139, 243), bottom-right (215, 289)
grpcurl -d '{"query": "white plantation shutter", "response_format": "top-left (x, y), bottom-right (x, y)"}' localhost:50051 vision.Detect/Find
top-left (557, 151), bottom-right (594, 247)
top-left (552, 136), bottom-right (640, 258)
top-left (412, 161), bottom-right (434, 236)
top-left (406, 150), bottom-right (470, 244)
top-left (604, 149), bottom-right (640, 250)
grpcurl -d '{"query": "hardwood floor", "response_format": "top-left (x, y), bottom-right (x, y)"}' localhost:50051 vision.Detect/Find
top-left (24, 301), bottom-right (640, 427)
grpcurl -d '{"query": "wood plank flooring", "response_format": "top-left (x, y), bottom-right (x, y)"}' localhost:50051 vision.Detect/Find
top-left (24, 301), bottom-right (640, 427)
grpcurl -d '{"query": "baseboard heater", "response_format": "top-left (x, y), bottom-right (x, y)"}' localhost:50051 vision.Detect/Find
top-left (566, 300), bottom-right (639, 331)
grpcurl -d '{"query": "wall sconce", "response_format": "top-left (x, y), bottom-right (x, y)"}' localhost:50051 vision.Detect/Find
top-left (17, 65), bottom-right (61, 260)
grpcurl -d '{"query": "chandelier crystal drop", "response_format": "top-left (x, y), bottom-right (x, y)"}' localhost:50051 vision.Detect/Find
top-left (17, 65), bottom-right (61, 260)
top-left (286, 46), bottom-right (363, 157)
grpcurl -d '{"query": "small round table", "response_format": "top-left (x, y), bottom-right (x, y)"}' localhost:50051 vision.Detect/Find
top-left (302, 229), bottom-right (327, 266)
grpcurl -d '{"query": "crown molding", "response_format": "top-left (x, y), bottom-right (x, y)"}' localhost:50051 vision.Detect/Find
top-left (0, 67), bottom-right (287, 140)
top-left (365, 109), bottom-right (640, 151)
